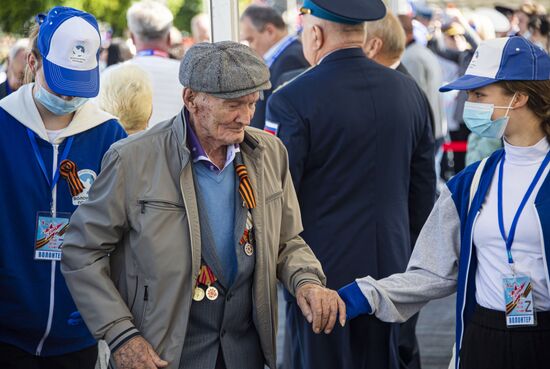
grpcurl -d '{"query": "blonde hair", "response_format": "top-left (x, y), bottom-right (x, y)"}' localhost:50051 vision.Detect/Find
top-left (23, 24), bottom-right (40, 84)
top-left (366, 11), bottom-right (406, 60)
top-left (98, 65), bottom-right (153, 134)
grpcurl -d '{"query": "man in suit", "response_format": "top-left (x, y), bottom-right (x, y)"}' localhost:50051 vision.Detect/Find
top-left (364, 11), bottom-right (437, 369)
top-left (363, 11), bottom-right (409, 74)
top-left (240, 5), bottom-right (309, 129)
top-left (266, 1), bottom-right (436, 368)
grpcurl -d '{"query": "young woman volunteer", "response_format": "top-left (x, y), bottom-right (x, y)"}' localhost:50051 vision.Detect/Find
top-left (339, 36), bottom-right (550, 369)
top-left (0, 7), bottom-right (126, 368)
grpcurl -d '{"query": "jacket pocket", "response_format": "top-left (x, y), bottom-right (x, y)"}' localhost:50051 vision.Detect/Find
top-left (138, 199), bottom-right (185, 213)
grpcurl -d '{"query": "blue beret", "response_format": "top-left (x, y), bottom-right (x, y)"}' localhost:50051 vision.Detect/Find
top-left (301, 0), bottom-right (386, 24)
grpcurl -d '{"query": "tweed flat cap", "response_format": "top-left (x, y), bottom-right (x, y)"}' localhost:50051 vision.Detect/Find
top-left (179, 41), bottom-right (271, 99)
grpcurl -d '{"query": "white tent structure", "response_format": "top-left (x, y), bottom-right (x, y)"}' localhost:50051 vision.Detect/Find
top-left (205, 0), bottom-right (404, 42)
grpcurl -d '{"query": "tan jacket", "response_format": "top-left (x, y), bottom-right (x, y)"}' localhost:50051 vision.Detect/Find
top-left (61, 113), bottom-right (326, 369)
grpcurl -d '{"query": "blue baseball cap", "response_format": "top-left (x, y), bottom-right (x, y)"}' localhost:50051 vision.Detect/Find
top-left (36, 7), bottom-right (101, 98)
top-left (300, 0), bottom-right (386, 24)
top-left (440, 36), bottom-right (550, 92)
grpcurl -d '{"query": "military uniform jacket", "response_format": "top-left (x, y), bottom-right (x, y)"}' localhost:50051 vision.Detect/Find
top-left (266, 48), bottom-right (436, 289)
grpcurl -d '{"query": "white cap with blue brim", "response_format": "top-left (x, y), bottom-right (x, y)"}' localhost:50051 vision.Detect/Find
top-left (36, 6), bottom-right (101, 98)
top-left (440, 36), bottom-right (550, 92)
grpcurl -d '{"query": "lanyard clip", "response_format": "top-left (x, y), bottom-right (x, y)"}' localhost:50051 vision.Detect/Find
top-left (509, 262), bottom-right (517, 276)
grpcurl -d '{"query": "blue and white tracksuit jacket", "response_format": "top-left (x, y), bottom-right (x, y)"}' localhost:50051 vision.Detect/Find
top-left (0, 84), bottom-right (127, 356)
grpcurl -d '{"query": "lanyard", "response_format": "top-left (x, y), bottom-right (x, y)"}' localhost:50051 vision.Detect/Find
top-left (265, 35), bottom-right (298, 68)
top-left (136, 49), bottom-right (169, 58)
top-left (498, 151), bottom-right (550, 266)
top-left (26, 128), bottom-right (74, 192)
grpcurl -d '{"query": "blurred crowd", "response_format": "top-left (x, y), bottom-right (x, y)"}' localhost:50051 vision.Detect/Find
top-left (1, 0), bottom-right (548, 181)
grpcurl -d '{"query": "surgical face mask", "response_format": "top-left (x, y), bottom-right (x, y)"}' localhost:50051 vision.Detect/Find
top-left (462, 94), bottom-right (516, 139)
top-left (34, 82), bottom-right (88, 116)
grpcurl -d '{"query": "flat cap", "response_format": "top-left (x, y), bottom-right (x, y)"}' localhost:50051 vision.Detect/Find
top-left (179, 41), bottom-right (271, 99)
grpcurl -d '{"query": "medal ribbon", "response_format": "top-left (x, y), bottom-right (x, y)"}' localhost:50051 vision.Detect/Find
top-left (235, 163), bottom-right (257, 209)
top-left (59, 159), bottom-right (85, 196)
top-left (198, 265), bottom-right (217, 286)
top-left (27, 128), bottom-right (74, 193)
top-left (498, 151), bottom-right (550, 266)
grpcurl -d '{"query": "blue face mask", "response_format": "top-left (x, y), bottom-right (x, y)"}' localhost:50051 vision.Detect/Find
top-left (462, 94), bottom-right (516, 139)
top-left (34, 82), bottom-right (88, 116)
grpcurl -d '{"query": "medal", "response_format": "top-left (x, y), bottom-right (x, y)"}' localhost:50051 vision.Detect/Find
top-left (206, 286), bottom-right (219, 301)
top-left (244, 243), bottom-right (254, 256)
top-left (193, 287), bottom-right (205, 301)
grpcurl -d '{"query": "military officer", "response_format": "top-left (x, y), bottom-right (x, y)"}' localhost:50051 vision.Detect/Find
top-left (265, 0), bottom-right (436, 368)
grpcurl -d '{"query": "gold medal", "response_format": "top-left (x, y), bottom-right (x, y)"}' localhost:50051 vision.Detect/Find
top-left (193, 287), bottom-right (205, 301)
top-left (244, 243), bottom-right (254, 256)
top-left (206, 286), bottom-right (219, 301)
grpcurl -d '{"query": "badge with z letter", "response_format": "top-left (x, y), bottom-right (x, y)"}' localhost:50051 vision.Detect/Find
top-left (34, 212), bottom-right (71, 261)
top-left (502, 274), bottom-right (537, 327)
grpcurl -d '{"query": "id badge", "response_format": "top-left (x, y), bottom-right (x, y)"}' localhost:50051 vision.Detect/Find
top-left (34, 212), bottom-right (71, 261)
top-left (502, 274), bottom-right (537, 327)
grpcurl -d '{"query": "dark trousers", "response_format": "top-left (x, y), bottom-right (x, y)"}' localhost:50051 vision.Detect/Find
top-left (398, 313), bottom-right (422, 369)
top-left (0, 342), bottom-right (97, 369)
top-left (215, 348), bottom-right (227, 369)
top-left (283, 299), bottom-right (400, 369)
top-left (460, 305), bottom-right (550, 369)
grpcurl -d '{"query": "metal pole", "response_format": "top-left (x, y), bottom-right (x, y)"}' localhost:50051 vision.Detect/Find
top-left (286, 0), bottom-right (298, 33)
top-left (209, 0), bottom-right (240, 42)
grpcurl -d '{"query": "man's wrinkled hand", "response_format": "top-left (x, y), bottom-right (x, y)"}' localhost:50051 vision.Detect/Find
top-left (113, 335), bottom-right (168, 369)
top-left (296, 283), bottom-right (346, 334)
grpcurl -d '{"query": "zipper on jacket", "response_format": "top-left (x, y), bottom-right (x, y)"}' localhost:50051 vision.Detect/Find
top-left (456, 210), bottom-right (480, 369)
top-left (138, 199), bottom-right (185, 213)
top-left (138, 286), bottom-right (149, 330)
top-left (36, 143), bottom-right (59, 355)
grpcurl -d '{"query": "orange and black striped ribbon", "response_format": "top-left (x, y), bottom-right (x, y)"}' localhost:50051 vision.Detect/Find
top-left (59, 159), bottom-right (85, 197)
top-left (198, 264), bottom-right (217, 285)
top-left (235, 163), bottom-right (256, 209)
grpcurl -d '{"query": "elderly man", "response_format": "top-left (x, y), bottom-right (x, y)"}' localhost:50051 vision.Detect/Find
top-left (266, 1), bottom-right (436, 368)
top-left (0, 38), bottom-right (28, 99)
top-left (61, 41), bottom-right (344, 369)
top-left (363, 11), bottom-right (409, 73)
top-left (240, 5), bottom-right (309, 129)
top-left (103, 0), bottom-right (182, 126)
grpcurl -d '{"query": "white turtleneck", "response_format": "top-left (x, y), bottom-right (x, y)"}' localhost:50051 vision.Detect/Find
top-left (474, 137), bottom-right (550, 311)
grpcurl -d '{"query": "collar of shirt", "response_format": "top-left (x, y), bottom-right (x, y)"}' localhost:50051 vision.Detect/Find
top-left (263, 34), bottom-right (295, 64)
top-left (389, 60), bottom-right (401, 70)
top-left (136, 49), bottom-right (170, 58)
top-left (185, 109), bottom-right (240, 174)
